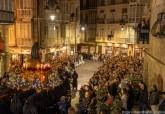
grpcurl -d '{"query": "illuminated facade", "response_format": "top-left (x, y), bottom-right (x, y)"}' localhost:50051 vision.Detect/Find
top-left (79, 0), bottom-right (97, 53)
top-left (0, 0), bottom-right (14, 77)
top-left (9, 0), bottom-right (34, 57)
top-left (80, 0), bottom-right (150, 55)
top-left (144, 0), bottom-right (165, 91)
top-left (45, 0), bottom-right (80, 54)
top-left (9, 0), bottom-right (79, 58)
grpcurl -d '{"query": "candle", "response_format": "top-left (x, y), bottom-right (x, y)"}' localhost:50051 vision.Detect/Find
top-left (26, 63), bottom-right (28, 70)
top-left (40, 64), bottom-right (43, 70)
top-left (36, 64), bottom-right (40, 70)
top-left (23, 63), bottom-right (26, 69)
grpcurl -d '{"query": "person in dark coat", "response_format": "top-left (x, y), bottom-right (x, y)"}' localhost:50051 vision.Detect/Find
top-left (88, 96), bottom-right (97, 114)
top-left (159, 94), bottom-right (165, 113)
top-left (23, 94), bottom-right (38, 114)
top-left (0, 100), bottom-right (11, 114)
top-left (72, 71), bottom-right (78, 90)
top-left (127, 83), bottom-right (134, 111)
top-left (138, 81), bottom-right (149, 112)
top-left (57, 96), bottom-right (70, 114)
top-left (108, 82), bottom-right (118, 98)
top-left (149, 85), bottom-right (159, 114)
top-left (10, 93), bottom-right (23, 114)
top-left (78, 97), bottom-right (88, 114)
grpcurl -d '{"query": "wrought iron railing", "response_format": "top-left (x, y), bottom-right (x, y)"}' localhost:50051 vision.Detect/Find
top-left (16, 9), bottom-right (32, 18)
top-left (17, 38), bottom-right (32, 46)
top-left (0, 10), bottom-right (14, 23)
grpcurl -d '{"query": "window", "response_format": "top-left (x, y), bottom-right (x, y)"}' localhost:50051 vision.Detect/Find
top-left (17, 0), bottom-right (32, 9)
top-left (101, 0), bottom-right (105, 5)
top-left (110, 9), bottom-right (115, 12)
top-left (16, 22), bottom-right (31, 45)
top-left (122, 8), bottom-right (127, 14)
top-left (16, 22), bottom-right (31, 39)
top-left (0, 0), bottom-right (13, 11)
top-left (100, 10), bottom-right (104, 13)
top-left (122, 0), bottom-right (128, 3)
top-left (109, 9), bottom-right (115, 23)
top-left (108, 30), bottom-right (114, 40)
top-left (48, 24), bottom-right (58, 40)
top-left (130, 0), bottom-right (136, 2)
top-left (110, 0), bottom-right (115, 4)
top-left (99, 28), bottom-right (104, 37)
top-left (82, 0), bottom-right (86, 9)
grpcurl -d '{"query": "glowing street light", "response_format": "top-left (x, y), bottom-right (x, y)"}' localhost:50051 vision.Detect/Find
top-left (81, 26), bottom-right (85, 31)
top-left (121, 26), bottom-right (124, 31)
top-left (50, 15), bottom-right (55, 21)
top-left (53, 26), bottom-right (56, 31)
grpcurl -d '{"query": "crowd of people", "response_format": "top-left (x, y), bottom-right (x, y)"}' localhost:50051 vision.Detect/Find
top-left (78, 55), bottom-right (165, 114)
top-left (0, 54), bottom-right (80, 114)
top-left (0, 53), bottom-right (165, 114)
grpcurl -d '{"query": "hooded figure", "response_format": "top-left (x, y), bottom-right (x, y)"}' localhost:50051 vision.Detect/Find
top-left (23, 95), bottom-right (38, 114)
top-left (10, 93), bottom-right (23, 114)
top-left (72, 71), bottom-right (78, 90)
top-left (31, 42), bottom-right (40, 60)
top-left (57, 96), bottom-right (70, 114)
top-left (149, 85), bottom-right (159, 114)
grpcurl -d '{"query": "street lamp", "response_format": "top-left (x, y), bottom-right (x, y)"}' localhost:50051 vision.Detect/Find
top-left (80, 26), bottom-right (86, 43)
top-left (120, 18), bottom-right (126, 31)
top-left (53, 26), bottom-right (56, 30)
top-left (81, 26), bottom-right (85, 31)
top-left (50, 15), bottom-right (55, 21)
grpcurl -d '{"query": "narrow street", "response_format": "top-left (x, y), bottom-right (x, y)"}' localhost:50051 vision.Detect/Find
top-left (71, 61), bottom-right (102, 108)
top-left (76, 61), bottom-right (102, 90)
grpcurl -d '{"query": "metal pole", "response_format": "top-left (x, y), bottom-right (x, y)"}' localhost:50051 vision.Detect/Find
top-left (75, 22), bottom-right (77, 53)
top-left (37, 0), bottom-right (40, 46)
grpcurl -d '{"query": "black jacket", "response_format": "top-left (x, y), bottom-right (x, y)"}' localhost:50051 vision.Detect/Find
top-left (149, 90), bottom-right (159, 105)
top-left (139, 88), bottom-right (148, 104)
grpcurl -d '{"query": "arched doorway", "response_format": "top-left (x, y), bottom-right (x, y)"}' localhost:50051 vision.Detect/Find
top-left (157, 74), bottom-right (163, 91)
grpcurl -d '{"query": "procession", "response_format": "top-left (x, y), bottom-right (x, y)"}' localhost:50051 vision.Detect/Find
top-left (0, 0), bottom-right (165, 114)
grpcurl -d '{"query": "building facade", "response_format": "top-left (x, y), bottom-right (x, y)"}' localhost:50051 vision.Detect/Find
top-left (80, 0), bottom-right (150, 55)
top-left (9, 0), bottom-right (34, 62)
top-left (144, 0), bottom-right (165, 91)
top-left (45, 0), bottom-right (79, 54)
top-left (79, 0), bottom-right (97, 53)
top-left (9, 0), bottom-right (79, 61)
top-left (0, 0), bottom-right (14, 77)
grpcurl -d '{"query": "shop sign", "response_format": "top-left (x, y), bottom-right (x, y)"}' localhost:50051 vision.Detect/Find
top-left (81, 46), bottom-right (88, 53)
top-left (90, 47), bottom-right (95, 54)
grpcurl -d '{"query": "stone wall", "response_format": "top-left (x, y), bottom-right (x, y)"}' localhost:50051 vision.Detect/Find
top-left (144, 0), bottom-right (165, 91)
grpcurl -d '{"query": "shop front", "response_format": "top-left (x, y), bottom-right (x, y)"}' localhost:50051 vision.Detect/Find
top-left (104, 43), bottom-right (128, 56)
top-left (78, 43), bottom-right (96, 54)
top-left (0, 39), bottom-right (4, 77)
top-left (105, 46), bottom-right (113, 55)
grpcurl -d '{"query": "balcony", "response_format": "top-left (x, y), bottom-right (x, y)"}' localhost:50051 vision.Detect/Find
top-left (0, 10), bottom-right (14, 23)
top-left (16, 9), bottom-right (32, 19)
top-left (107, 0), bottom-right (129, 5)
top-left (106, 19), bottom-right (122, 24)
top-left (17, 38), bottom-right (32, 47)
top-left (97, 2), bottom-right (106, 7)
top-left (129, 17), bottom-right (142, 23)
top-left (97, 18), bottom-right (106, 24)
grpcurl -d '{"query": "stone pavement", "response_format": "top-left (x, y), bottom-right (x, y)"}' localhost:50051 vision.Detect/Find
top-left (76, 61), bottom-right (102, 90)
top-left (71, 61), bottom-right (102, 109)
